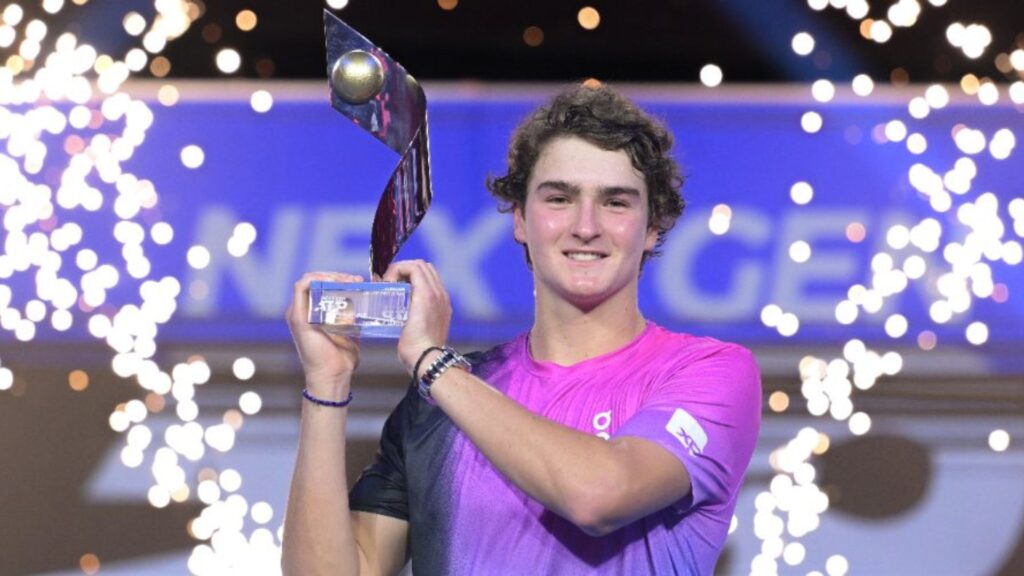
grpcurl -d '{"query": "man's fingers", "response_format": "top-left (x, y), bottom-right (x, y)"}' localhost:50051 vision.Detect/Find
top-left (381, 260), bottom-right (449, 310)
top-left (289, 273), bottom-right (317, 325)
top-left (406, 261), bottom-right (442, 304)
top-left (422, 263), bottom-right (449, 306)
top-left (381, 260), bottom-right (417, 284)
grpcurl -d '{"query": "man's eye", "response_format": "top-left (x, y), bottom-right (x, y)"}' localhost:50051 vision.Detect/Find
top-left (608, 199), bottom-right (630, 208)
top-left (548, 195), bottom-right (569, 204)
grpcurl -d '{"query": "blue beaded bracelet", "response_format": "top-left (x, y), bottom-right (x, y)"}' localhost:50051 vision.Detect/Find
top-left (302, 388), bottom-right (354, 408)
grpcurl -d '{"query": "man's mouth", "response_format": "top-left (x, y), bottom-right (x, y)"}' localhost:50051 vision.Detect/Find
top-left (564, 251), bottom-right (607, 262)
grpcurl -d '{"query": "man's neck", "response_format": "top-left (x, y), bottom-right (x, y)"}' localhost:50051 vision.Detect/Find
top-left (529, 291), bottom-right (648, 367)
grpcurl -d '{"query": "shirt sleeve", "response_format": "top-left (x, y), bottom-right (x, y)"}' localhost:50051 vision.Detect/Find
top-left (611, 343), bottom-right (762, 513)
top-left (348, 387), bottom-right (417, 521)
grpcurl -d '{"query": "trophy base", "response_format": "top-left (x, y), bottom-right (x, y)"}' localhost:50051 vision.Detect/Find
top-left (308, 281), bottom-right (409, 339)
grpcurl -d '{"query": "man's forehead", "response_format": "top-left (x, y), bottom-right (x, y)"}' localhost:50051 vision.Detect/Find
top-left (528, 137), bottom-right (647, 190)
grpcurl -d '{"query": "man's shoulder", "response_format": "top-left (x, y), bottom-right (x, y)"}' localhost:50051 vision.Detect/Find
top-left (642, 325), bottom-right (760, 390)
top-left (463, 336), bottom-right (523, 370)
top-left (647, 323), bottom-right (755, 361)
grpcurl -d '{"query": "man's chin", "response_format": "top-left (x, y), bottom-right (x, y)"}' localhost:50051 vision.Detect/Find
top-left (558, 287), bottom-right (612, 312)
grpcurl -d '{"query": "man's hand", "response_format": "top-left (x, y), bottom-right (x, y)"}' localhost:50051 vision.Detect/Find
top-left (285, 272), bottom-right (363, 391)
top-left (381, 260), bottom-right (452, 375)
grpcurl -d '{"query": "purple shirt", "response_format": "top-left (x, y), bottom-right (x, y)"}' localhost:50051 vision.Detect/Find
top-left (350, 323), bottom-right (761, 575)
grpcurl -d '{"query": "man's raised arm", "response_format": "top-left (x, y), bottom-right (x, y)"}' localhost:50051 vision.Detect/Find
top-left (281, 272), bottom-right (408, 576)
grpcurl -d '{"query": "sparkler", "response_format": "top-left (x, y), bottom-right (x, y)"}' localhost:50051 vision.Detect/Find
top-left (0, 1), bottom-right (278, 573)
top-left (742, 2), bottom-right (1022, 574)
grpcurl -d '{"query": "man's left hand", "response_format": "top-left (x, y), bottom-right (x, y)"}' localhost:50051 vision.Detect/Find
top-left (381, 260), bottom-right (452, 376)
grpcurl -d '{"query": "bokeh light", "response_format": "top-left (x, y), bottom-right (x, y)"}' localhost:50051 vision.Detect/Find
top-left (236, 10), bottom-right (258, 32)
top-left (250, 90), bottom-right (273, 113)
top-left (215, 48), bottom-right (241, 74)
top-left (801, 111), bottom-right (823, 133)
top-left (79, 553), bottom-right (100, 575)
top-left (699, 64), bottom-right (723, 87)
top-left (181, 145), bottom-right (205, 168)
top-left (232, 357), bottom-right (256, 380)
top-left (989, 429), bottom-right (1011, 452)
top-left (792, 32), bottom-right (815, 56)
top-left (577, 7), bottom-right (600, 31)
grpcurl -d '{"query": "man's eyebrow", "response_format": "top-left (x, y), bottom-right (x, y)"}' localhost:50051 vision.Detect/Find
top-left (534, 181), bottom-right (641, 198)
top-left (535, 180), bottom-right (581, 194)
top-left (600, 186), bottom-right (642, 198)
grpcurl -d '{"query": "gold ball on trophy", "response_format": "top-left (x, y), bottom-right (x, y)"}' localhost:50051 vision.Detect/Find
top-left (331, 50), bottom-right (385, 105)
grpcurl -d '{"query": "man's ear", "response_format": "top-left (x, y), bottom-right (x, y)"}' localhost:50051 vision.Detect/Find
top-left (644, 225), bottom-right (658, 253)
top-left (513, 203), bottom-right (526, 244)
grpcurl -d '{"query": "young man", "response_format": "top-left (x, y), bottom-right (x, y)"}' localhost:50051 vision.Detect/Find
top-left (283, 84), bottom-right (761, 575)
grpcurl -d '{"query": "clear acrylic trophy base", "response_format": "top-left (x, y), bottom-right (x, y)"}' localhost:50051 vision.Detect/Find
top-left (308, 281), bottom-right (410, 339)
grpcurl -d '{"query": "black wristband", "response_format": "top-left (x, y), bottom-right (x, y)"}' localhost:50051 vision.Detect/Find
top-left (412, 346), bottom-right (444, 384)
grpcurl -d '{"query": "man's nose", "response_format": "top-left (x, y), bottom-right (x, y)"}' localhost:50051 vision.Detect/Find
top-left (571, 200), bottom-right (600, 241)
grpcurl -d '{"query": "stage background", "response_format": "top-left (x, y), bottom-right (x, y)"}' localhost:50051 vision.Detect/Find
top-left (2, 81), bottom-right (1023, 576)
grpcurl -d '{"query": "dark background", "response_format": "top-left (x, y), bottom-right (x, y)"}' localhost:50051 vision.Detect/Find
top-left (36, 0), bottom-right (1024, 83)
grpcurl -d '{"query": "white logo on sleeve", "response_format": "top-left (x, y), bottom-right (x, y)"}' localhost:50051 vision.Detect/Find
top-left (665, 408), bottom-right (708, 456)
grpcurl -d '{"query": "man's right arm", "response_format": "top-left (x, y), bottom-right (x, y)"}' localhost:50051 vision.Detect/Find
top-left (281, 273), bottom-right (409, 575)
top-left (281, 375), bottom-right (409, 576)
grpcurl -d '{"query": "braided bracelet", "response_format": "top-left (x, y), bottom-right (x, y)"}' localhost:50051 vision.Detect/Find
top-left (412, 346), bottom-right (445, 383)
top-left (301, 388), bottom-right (354, 408)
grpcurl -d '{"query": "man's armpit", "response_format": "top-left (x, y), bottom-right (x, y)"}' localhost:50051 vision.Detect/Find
top-left (351, 511), bottom-right (410, 576)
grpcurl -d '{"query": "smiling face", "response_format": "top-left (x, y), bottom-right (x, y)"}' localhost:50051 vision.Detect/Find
top-left (514, 136), bottom-right (658, 311)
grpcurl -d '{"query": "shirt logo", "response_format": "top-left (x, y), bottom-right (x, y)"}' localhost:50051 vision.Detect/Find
top-left (666, 408), bottom-right (707, 456)
top-left (592, 410), bottom-right (612, 440)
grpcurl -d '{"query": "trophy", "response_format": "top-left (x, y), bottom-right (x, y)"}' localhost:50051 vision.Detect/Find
top-left (308, 11), bottom-right (432, 338)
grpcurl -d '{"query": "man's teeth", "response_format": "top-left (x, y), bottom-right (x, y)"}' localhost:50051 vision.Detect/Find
top-left (566, 252), bottom-right (603, 261)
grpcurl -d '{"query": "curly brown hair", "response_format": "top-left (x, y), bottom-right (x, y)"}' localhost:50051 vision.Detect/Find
top-left (487, 83), bottom-right (685, 264)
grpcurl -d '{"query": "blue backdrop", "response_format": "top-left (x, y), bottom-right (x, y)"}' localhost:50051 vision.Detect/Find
top-left (4, 86), bottom-right (1023, 354)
